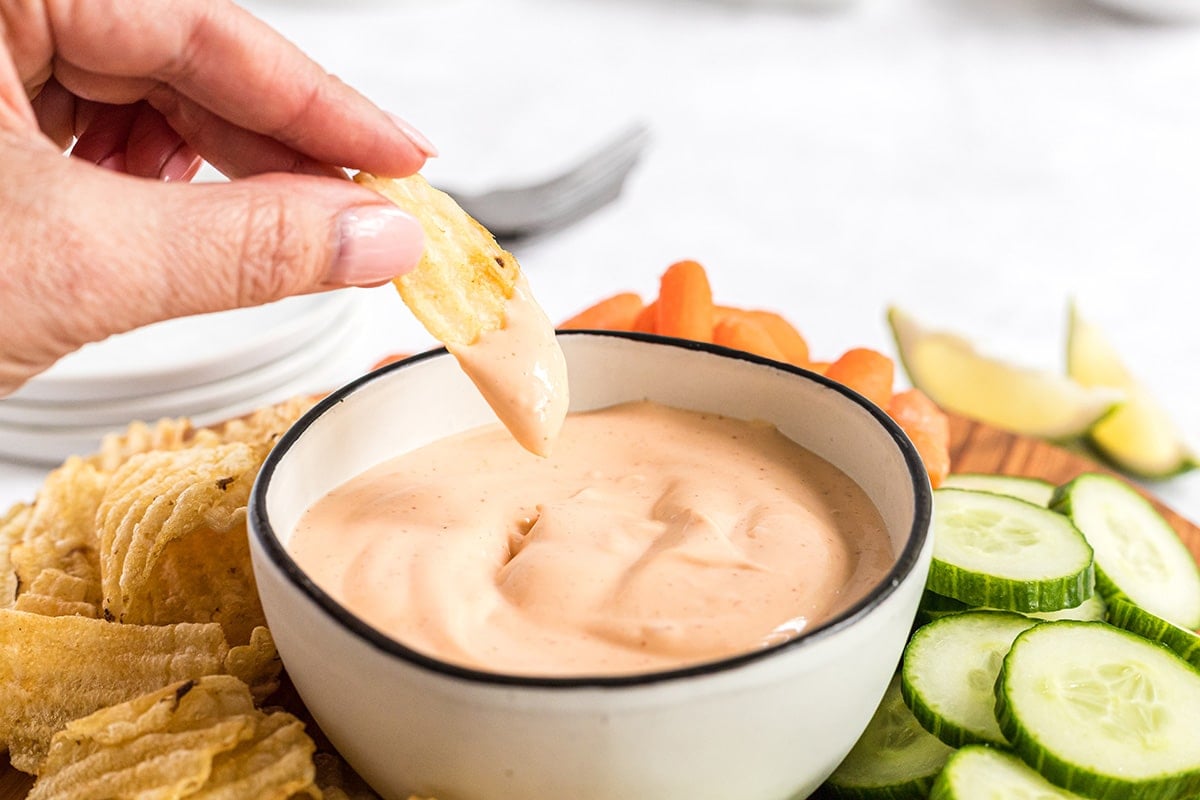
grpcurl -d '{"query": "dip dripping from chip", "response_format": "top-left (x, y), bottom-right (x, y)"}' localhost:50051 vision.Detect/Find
top-left (354, 172), bottom-right (569, 455)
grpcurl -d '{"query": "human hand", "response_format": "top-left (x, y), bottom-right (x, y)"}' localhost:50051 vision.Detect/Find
top-left (0, 0), bottom-right (435, 396)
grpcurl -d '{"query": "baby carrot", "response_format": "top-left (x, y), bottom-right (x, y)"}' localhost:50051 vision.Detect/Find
top-left (824, 347), bottom-right (895, 410)
top-left (632, 300), bottom-right (658, 334)
top-left (713, 316), bottom-right (788, 362)
top-left (746, 310), bottom-right (810, 367)
top-left (655, 260), bottom-right (714, 342)
top-left (559, 293), bottom-right (645, 331)
top-left (887, 388), bottom-right (951, 487)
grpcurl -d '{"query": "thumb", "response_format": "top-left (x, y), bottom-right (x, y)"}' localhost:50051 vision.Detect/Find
top-left (0, 147), bottom-right (423, 394)
top-left (132, 170), bottom-right (425, 318)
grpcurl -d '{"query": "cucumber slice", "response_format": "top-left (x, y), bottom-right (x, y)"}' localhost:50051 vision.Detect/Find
top-left (1108, 596), bottom-right (1200, 671)
top-left (888, 307), bottom-right (1122, 440)
top-left (929, 488), bottom-right (1094, 613)
top-left (1067, 304), bottom-right (1196, 479)
top-left (818, 674), bottom-right (955, 800)
top-left (914, 590), bottom-right (973, 627)
top-left (916, 590), bottom-right (1106, 628)
top-left (997, 621), bottom-right (1200, 800)
top-left (1052, 473), bottom-right (1200, 630)
top-left (941, 473), bottom-right (1056, 507)
top-left (1026, 593), bottom-right (1108, 623)
top-left (931, 745), bottom-right (1089, 800)
top-left (901, 610), bottom-right (1038, 747)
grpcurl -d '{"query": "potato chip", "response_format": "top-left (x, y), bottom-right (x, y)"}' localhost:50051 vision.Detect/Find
top-left (87, 416), bottom-right (219, 474)
top-left (13, 568), bottom-right (100, 618)
top-left (29, 675), bottom-right (318, 799)
top-left (206, 395), bottom-right (316, 448)
top-left (188, 708), bottom-right (318, 800)
top-left (0, 610), bottom-right (231, 773)
top-left (97, 443), bottom-right (266, 644)
top-left (10, 457), bottom-right (106, 604)
top-left (354, 172), bottom-right (519, 348)
top-left (224, 626), bottom-right (282, 704)
top-left (0, 501), bottom-right (30, 608)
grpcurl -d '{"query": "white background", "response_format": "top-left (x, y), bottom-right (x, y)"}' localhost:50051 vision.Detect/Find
top-left (3, 0), bottom-right (1200, 517)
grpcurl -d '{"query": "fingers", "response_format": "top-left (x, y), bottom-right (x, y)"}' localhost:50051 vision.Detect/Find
top-left (71, 101), bottom-right (203, 180)
top-left (0, 142), bottom-right (422, 394)
top-left (45, 0), bottom-right (434, 177)
top-left (30, 78), bottom-right (76, 149)
top-left (146, 90), bottom-right (346, 180)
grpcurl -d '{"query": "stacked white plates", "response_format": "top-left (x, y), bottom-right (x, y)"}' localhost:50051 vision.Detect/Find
top-left (0, 291), bottom-right (363, 466)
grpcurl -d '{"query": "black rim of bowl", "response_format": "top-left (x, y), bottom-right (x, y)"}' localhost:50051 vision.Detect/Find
top-left (250, 330), bottom-right (933, 689)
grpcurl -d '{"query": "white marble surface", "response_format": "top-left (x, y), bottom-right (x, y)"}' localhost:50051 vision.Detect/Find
top-left (3, 0), bottom-right (1200, 519)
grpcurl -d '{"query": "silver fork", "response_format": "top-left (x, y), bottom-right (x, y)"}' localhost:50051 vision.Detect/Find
top-left (442, 122), bottom-right (651, 242)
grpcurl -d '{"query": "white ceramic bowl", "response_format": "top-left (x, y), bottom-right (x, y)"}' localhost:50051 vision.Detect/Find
top-left (249, 332), bottom-right (934, 800)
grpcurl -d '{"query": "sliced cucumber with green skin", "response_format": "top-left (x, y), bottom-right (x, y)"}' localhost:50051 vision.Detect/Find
top-left (916, 589), bottom-right (1107, 628)
top-left (1051, 473), bottom-right (1200, 630)
top-left (902, 610), bottom-right (1038, 747)
top-left (1108, 596), bottom-right (1200, 671)
top-left (929, 488), bottom-right (1094, 613)
top-left (941, 473), bottom-right (1056, 507)
top-left (931, 745), bottom-right (1090, 800)
top-left (817, 674), bottom-right (955, 800)
top-left (996, 621), bottom-right (1200, 800)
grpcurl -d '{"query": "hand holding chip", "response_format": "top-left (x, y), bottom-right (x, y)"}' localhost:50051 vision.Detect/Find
top-left (0, 0), bottom-right (434, 396)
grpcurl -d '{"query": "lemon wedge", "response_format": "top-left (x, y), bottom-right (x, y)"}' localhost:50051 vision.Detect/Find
top-left (888, 307), bottom-right (1122, 441)
top-left (1066, 304), bottom-right (1196, 478)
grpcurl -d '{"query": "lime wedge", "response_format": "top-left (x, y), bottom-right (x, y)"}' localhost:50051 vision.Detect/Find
top-left (1067, 304), bottom-right (1196, 479)
top-left (888, 307), bottom-right (1122, 441)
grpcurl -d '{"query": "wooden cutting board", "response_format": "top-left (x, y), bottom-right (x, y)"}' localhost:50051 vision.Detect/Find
top-left (2, 414), bottom-right (1198, 798)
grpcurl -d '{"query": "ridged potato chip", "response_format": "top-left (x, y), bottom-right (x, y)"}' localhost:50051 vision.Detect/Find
top-left (223, 626), bottom-right (282, 704)
top-left (88, 416), bottom-right (218, 474)
top-left (12, 568), bottom-right (100, 618)
top-left (0, 501), bottom-right (29, 608)
top-left (207, 395), bottom-right (316, 448)
top-left (97, 443), bottom-right (265, 644)
top-left (29, 675), bottom-right (318, 800)
top-left (10, 457), bottom-right (106, 605)
top-left (353, 172), bottom-right (519, 348)
top-left (0, 610), bottom-right (231, 773)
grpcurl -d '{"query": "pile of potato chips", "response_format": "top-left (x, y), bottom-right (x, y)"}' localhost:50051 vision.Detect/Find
top-left (0, 398), bottom-right (396, 799)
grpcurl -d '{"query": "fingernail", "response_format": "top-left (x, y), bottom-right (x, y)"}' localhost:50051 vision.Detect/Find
top-left (160, 148), bottom-right (203, 183)
top-left (387, 112), bottom-right (439, 157)
top-left (329, 206), bottom-right (425, 286)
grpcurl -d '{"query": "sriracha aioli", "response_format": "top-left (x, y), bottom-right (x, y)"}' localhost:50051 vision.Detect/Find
top-left (449, 274), bottom-right (568, 457)
top-left (290, 402), bottom-right (894, 677)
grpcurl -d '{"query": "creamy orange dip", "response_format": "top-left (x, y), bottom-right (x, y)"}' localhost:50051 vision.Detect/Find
top-left (289, 402), bottom-right (894, 677)
top-left (447, 275), bottom-right (568, 457)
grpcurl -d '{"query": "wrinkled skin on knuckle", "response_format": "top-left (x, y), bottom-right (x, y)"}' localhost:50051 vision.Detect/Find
top-left (0, 137), bottom-right (99, 392)
top-left (233, 189), bottom-right (325, 306)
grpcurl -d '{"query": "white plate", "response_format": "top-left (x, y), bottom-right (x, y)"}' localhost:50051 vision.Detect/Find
top-left (7, 292), bottom-right (355, 403)
top-left (1088, 0), bottom-right (1200, 20)
top-left (0, 309), bottom-right (358, 428)
top-left (0, 316), bottom-right (364, 467)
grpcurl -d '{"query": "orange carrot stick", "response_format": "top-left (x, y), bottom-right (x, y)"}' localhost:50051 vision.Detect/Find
top-left (746, 310), bottom-right (810, 367)
top-left (887, 388), bottom-right (951, 488)
top-left (713, 316), bottom-right (787, 362)
top-left (824, 348), bottom-right (895, 410)
top-left (655, 260), bottom-right (714, 342)
top-left (632, 300), bottom-right (658, 334)
top-left (559, 293), bottom-right (645, 331)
